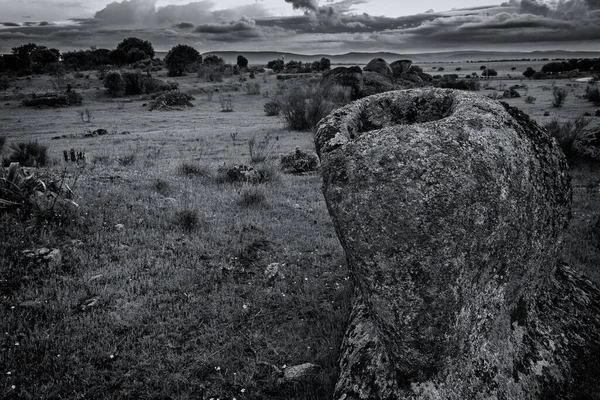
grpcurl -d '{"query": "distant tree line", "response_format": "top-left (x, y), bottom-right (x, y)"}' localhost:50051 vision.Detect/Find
top-left (266, 57), bottom-right (331, 73)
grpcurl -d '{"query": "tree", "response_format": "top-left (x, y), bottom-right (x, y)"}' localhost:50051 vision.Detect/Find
top-left (267, 59), bottom-right (284, 72)
top-left (203, 54), bottom-right (225, 66)
top-left (127, 48), bottom-right (148, 64)
top-left (237, 55), bottom-right (248, 69)
top-left (116, 37), bottom-right (154, 60)
top-left (523, 67), bottom-right (536, 79)
top-left (109, 48), bottom-right (127, 66)
top-left (482, 68), bottom-right (498, 77)
top-left (319, 57), bottom-right (331, 71)
top-left (480, 65), bottom-right (487, 70)
top-left (165, 44), bottom-right (201, 76)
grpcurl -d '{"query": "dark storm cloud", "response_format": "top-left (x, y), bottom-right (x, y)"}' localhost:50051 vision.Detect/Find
top-left (284, 0), bottom-right (319, 12)
top-left (173, 22), bottom-right (195, 29)
top-left (2, 22), bottom-right (20, 26)
top-left (194, 16), bottom-right (256, 34)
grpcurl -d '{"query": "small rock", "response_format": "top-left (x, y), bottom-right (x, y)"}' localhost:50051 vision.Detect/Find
top-left (264, 263), bottom-right (282, 280)
top-left (114, 224), bottom-right (125, 231)
top-left (19, 300), bottom-right (42, 308)
top-left (94, 128), bottom-right (109, 136)
top-left (88, 274), bottom-right (104, 282)
top-left (280, 363), bottom-right (320, 383)
top-left (45, 249), bottom-right (62, 269)
top-left (226, 165), bottom-right (264, 183)
top-left (544, 111), bottom-right (550, 116)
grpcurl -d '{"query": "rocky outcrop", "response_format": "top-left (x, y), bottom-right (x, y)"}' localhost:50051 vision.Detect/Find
top-left (390, 60), bottom-right (413, 77)
top-left (363, 58), bottom-right (393, 77)
top-left (323, 66), bottom-right (364, 100)
top-left (315, 88), bottom-right (600, 399)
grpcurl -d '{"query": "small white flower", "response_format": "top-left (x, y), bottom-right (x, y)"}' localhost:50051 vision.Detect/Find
top-left (110, 355), bottom-right (114, 359)
top-left (14, 342), bottom-right (19, 346)
top-left (6, 371), bottom-right (11, 375)
top-left (240, 388), bottom-right (246, 393)
top-left (11, 385), bottom-right (16, 390)
top-left (215, 366), bottom-right (221, 371)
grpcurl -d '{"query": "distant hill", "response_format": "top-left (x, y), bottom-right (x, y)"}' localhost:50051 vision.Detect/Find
top-left (154, 50), bottom-right (600, 65)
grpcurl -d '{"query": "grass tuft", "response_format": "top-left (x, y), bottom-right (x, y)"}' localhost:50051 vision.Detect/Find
top-left (237, 185), bottom-right (266, 207)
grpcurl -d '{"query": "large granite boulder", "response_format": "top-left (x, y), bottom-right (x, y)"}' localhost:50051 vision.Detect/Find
top-left (363, 58), bottom-right (393, 77)
top-left (390, 59), bottom-right (413, 77)
top-left (315, 88), bottom-right (600, 399)
top-left (323, 66), bottom-right (364, 100)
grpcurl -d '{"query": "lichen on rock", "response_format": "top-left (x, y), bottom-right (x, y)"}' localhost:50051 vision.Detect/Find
top-left (315, 88), bottom-right (600, 399)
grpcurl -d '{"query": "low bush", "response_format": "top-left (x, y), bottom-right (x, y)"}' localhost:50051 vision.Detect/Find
top-left (237, 185), bottom-right (266, 207)
top-left (544, 115), bottom-right (591, 160)
top-left (264, 101), bottom-right (280, 116)
top-left (177, 162), bottom-right (209, 177)
top-left (3, 141), bottom-right (48, 167)
top-left (154, 179), bottom-right (171, 196)
top-left (220, 94), bottom-right (234, 112)
top-left (22, 91), bottom-right (82, 107)
top-left (0, 136), bottom-right (5, 153)
top-left (148, 91), bottom-right (194, 111)
top-left (0, 162), bottom-right (77, 221)
top-left (280, 148), bottom-right (319, 173)
top-left (198, 65), bottom-right (223, 82)
top-left (525, 96), bottom-right (537, 104)
top-left (249, 134), bottom-right (278, 163)
top-left (0, 75), bottom-right (10, 90)
top-left (585, 85), bottom-right (600, 103)
top-left (245, 82), bottom-right (261, 95)
top-left (103, 71), bottom-right (178, 96)
top-left (277, 81), bottom-right (351, 131)
top-left (439, 79), bottom-right (480, 91)
top-left (173, 209), bottom-right (200, 232)
top-left (116, 151), bottom-right (136, 166)
top-left (552, 87), bottom-right (568, 108)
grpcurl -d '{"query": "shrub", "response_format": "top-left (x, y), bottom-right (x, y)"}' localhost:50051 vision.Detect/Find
top-left (148, 91), bottom-right (194, 111)
top-left (0, 136), bottom-right (6, 153)
top-left (198, 65), bottom-right (223, 82)
top-left (277, 81), bottom-right (351, 131)
top-left (280, 148), bottom-right (319, 173)
top-left (116, 151), bottom-right (136, 166)
top-left (237, 185), bottom-right (266, 207)
top-left (249, 134), bottom-right (278, 163)
top-left (525, 96), bottom-right (537, 104)
top-left (3, 141), bottom-right (48, 167)
top-left (245, 82), bottom-right (261, 95)
top-left (439, 79), bottom-right (480, 91)
top-left (165, 44), bottom-right (201, 76)
top-left (237, 55), bottom-right (249, 69)
top-left (0, 75), bottom-right (11, 90)
top-left (552, 87), bottom-right (568, 108)
top-left (177, 162), bottom-right (209, 177)
top-left (585, 85), bottom-right (600, 103)
top-left (220, 94), bottom-right (234, 112)
top-left (154, 179), bottom-right (171, 196)
top-left (544, 115), bottom-right (590, 160)
top-left (103, 71), bottom-right (124, 96)
top-left (482, 68), bottom-right (498, 77)
top-left (0, 162), bottom-right (77, 220)
top-left (264, 101), bottom-right (280, 116)
top-left (22, 90), bottom-right (82, 107)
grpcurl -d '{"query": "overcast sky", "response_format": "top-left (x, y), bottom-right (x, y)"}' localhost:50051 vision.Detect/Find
top-left (1, 0), bottom-right (599, 54)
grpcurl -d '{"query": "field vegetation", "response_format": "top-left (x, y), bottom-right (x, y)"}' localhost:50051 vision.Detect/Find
top-left (1, 40), bottom-right (600, 399)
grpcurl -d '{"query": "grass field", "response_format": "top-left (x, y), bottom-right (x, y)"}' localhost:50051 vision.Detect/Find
top-left (1, 65), bottom-right (600, 399)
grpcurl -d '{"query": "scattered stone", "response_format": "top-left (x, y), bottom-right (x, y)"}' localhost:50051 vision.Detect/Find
top-left (544, 110), bottom-right (551, 116)
top-left (279, 363), bottom-right (320, 384)
top-left (264, 262), bottom-right (282, 281)
top-left (280, 148), bottom-right (319, 174)
top-left (114, 224), bottom-right (125, 231)
top-left (22, 248), bottom-right (62, 269)
top-left (363, 58), bottom-right (393, 77)
top-left (316, 89), bottom-right (599, 399)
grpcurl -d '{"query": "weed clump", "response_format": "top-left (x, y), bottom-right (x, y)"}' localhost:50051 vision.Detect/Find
top-left (264, 101), bottom-right (280, 116)
top-left (153, 179), bottom-right (171, 196)
top-left (103, 71), bottom-right (178, 96)
top-left (525, 96), bottom-right (536, 104)
top-left (3, 141), bottom-right (48, 167)
top-left (585, 85), bottom-right (600, 103)
top-left (237, 185), bottom-right (266, 207)
top-left (22, 91), bottom-right (82, 107)
top-left (544, 115), bottom-right (591, 161)
top-left (177, 162), bottom-right (209, 177)
top-left (148, 91), bottom-right (194, 111)
top-left (277, 81), bottom-right (350, 131)
top-left (552, 87), bottom-right (568, 108)
top-left (281, 148), bottom-right (319, 174)
top-left (173, 209), bottom-right (200, 232)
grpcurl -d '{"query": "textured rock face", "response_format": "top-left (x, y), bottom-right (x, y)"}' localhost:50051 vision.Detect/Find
top-left (323, 66), bottom-right (364, 100)
top-left (390, 59), bottom-right (413, 77)
top-left (363, 58), bottom-right (393, 77)
top-left (315, 89), bottom-right (600, 399)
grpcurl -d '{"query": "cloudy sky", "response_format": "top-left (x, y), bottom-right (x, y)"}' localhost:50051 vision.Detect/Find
top-left (0, 0), bottom-right (599, 54)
